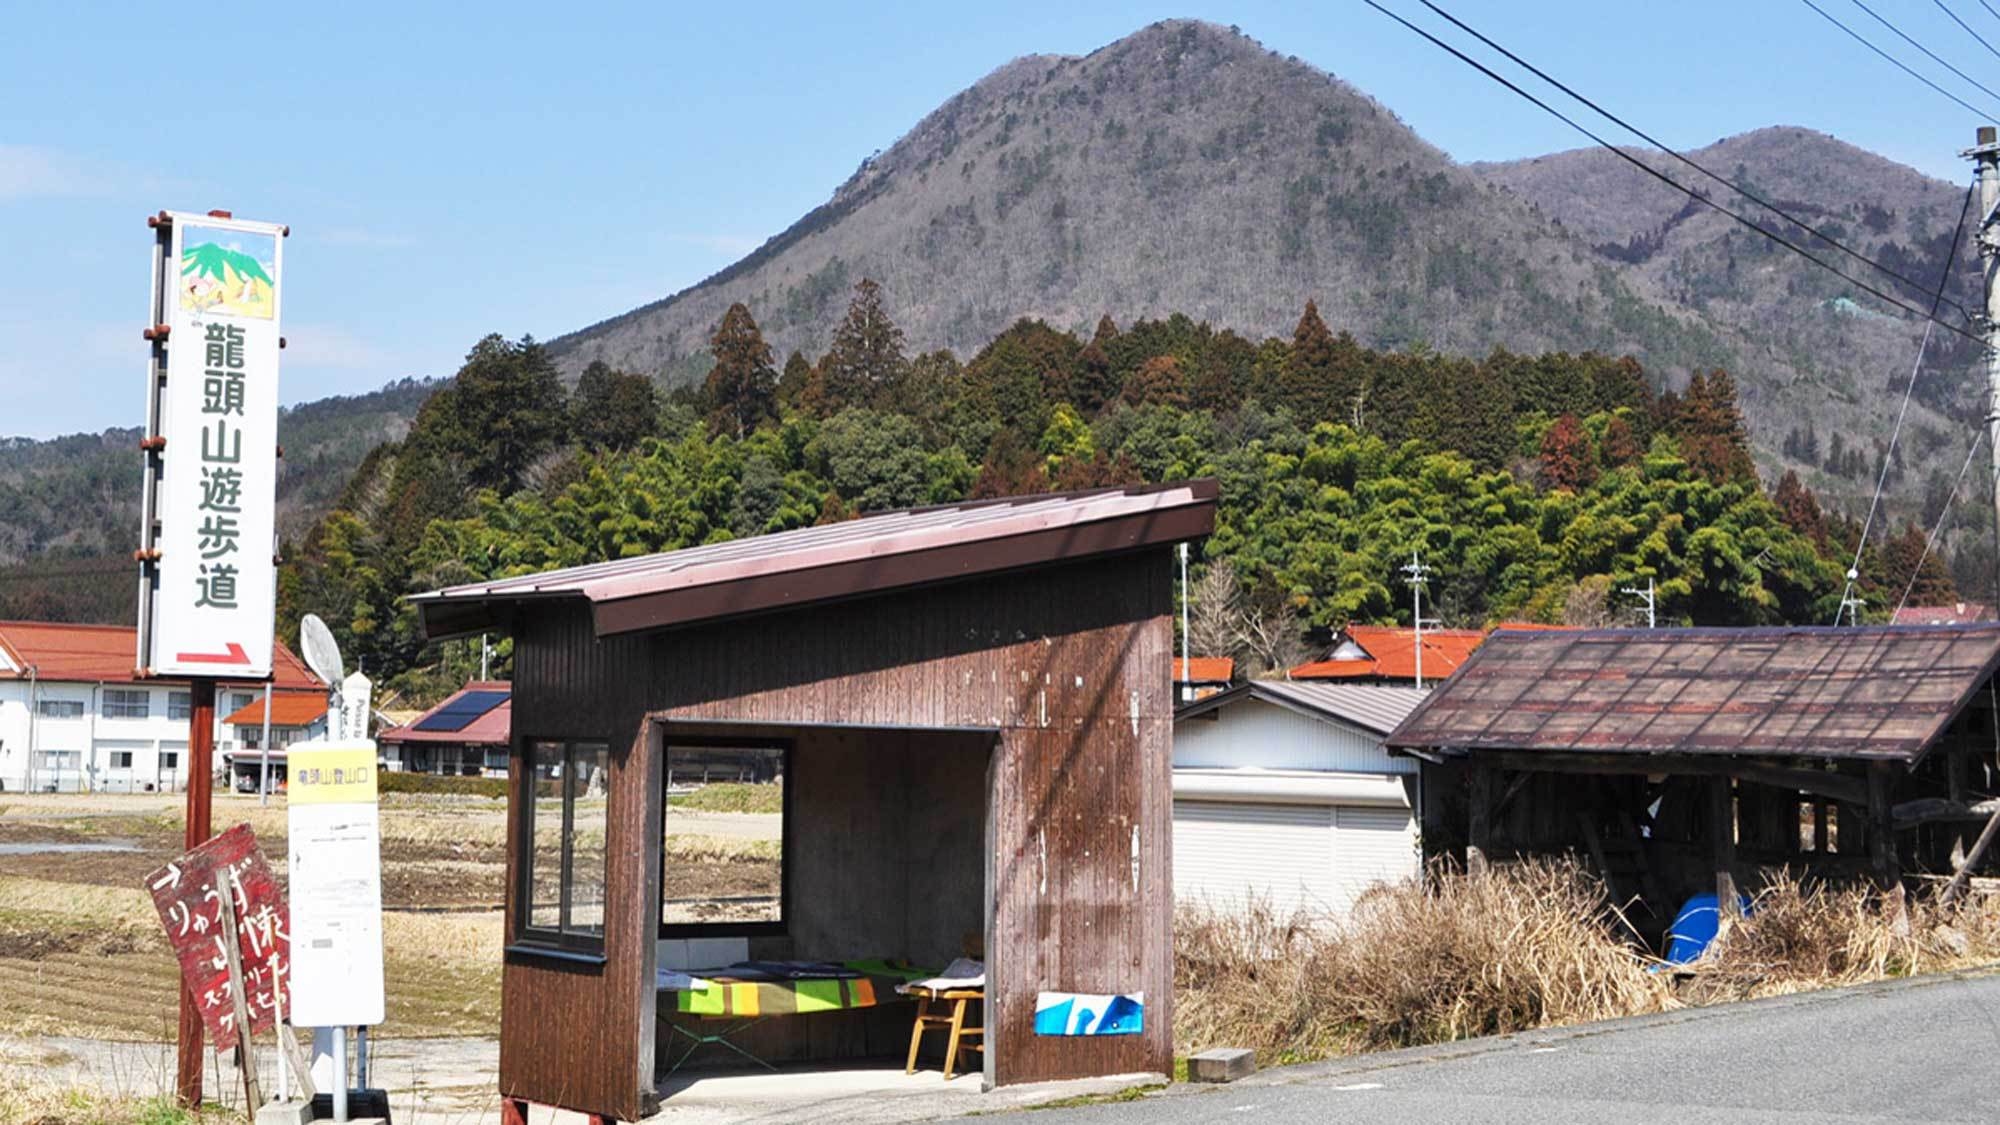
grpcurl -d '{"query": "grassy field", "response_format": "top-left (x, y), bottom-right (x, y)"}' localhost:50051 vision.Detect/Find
top-left (0, 790), bottom-right (778, 1043)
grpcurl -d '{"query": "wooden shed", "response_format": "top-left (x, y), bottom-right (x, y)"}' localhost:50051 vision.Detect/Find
top-left (1385, 625), bottom-right (2000, 940)
top-left (410, 483), bottom-right (1216, 1122)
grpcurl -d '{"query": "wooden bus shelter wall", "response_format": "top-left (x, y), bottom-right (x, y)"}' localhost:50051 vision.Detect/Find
top-left (498, 550), bottom-right (1175, 1120)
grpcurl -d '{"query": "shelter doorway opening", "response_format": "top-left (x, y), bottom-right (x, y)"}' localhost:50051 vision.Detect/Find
top-left (649, 723), bottom-right (995, 1092)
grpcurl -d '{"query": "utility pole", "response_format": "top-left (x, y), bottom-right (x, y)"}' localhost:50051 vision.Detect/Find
top-left (1620, 576), bottom-right (1656, 628)
top-left (1402, 552), bottom-right (1436, 689)
top-left (1177, 543), bottom-right (1191, 704)
top-left (1967, 127), bottom-right (2000, 576)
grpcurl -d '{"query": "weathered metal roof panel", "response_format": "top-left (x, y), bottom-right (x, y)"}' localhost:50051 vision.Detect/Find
top-left (1383, 625), bottom-right (2000, 762)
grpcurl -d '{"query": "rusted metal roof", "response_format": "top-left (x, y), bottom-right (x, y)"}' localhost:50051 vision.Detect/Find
top-left (1177, 679), bottom-right (1429, 735)
top-left (413, 481), bottom-right (1217, 639)
top-left (1383, 625), bottom-right (2000, 763)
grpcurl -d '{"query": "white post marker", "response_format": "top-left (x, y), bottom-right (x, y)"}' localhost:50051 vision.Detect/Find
top-left (287, 739), bottom-right (384, 1123)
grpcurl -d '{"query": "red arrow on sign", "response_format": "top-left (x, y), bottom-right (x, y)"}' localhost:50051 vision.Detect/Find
top-left (176, 642), bottom-right (250, 666)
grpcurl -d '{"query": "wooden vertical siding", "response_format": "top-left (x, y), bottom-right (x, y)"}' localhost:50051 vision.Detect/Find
top-left (499, 550), bottom-right (1176, 1116)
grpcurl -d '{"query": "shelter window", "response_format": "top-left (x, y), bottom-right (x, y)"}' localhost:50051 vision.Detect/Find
top-left (661, 743), bottom-right (787, 936)
top-left (518, 738), bottom-right (611, 952)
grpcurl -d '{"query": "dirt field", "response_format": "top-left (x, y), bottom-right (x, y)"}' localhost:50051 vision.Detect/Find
top-left (0, 791), bottom-right (780, 1043)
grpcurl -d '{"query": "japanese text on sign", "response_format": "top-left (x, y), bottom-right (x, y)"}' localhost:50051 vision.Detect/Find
top-left (145, 824), bottom-right (290, 1051)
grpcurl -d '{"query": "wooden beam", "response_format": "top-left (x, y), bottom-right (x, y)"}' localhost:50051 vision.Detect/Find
top-left (1468, 762), bottom-right (1493, 875)
top-left (1892, 796), bottom-right (2000, 829)
top-left (1482, 752), bottom-right (1869, 806)
top-left (1943, 807), bottom-right (2000, 905)
top-left (1869, 762), bottom-right (1909, 931)
top-left (1710, 776), bottom-right (1740, 929)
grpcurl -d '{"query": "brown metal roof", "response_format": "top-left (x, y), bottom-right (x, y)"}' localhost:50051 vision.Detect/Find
top-left (1382, 625), bottom-right (2000, 763)
top-left (412, 481), bottom-right (1218, 640)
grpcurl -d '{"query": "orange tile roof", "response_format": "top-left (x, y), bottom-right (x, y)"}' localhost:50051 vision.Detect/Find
top-left (221, 690), bottom-right (330, 727)
top-left (1173, 656), bottom-right (1234, 683)
top-left (0, 620), bottom-right (322, 691)
top-left (1291, 625), bottom-right (1487, 682)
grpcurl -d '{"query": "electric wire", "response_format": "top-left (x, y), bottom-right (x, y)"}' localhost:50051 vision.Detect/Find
top-left (1983, 0), bottom-right (2000, 25)
top-left (1363, 0), bottom-right (1985, 346)
top-left (1799, 0), bottom-right (2000, 121)
top-left (1893, 429), bottom-right (1985, 616)
top-left (1851, 0), bottom-right (2000, 104)
top-left (1836, 176), bottom-right (1978, 622)
top-left (1934, 0), bottom-right (2000, 63)
top-left (1418, 0), bottom-right (1976, 325)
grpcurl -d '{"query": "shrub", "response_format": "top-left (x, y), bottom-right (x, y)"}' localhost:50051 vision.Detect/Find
top-left (667, 782), bottom-right (783, 814)
top-left (377, 770), bottom-right (507, 800)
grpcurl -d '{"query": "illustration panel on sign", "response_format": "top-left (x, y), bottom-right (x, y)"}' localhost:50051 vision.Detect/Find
top-left (179, 226), bottom-right (277, 320)
top-left (1033, 990), bottom-right (1144, 1036)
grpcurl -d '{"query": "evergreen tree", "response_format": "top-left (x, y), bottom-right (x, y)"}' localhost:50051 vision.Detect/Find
top-left (1538, 414), bottom-right (1595, 492)
top-left (821, 279), bottom-right (908, 409)
top-left (776, 350), bottom-right (813, 413)
top-left (1122, 355), bottom-right (1189, 408)
top-left (1280, 300), bottom-right (1342, 421)
top-left (1772, 469), bottom-right (1828, 551)
top-left (571, 361), bottom-right (658, 452)
top-left (1675, 369), bottom-right (1757, 484)
top-left (703, 303), bottom-right (778, 438)
top-left (1601, 415), bottom-right (1642, 467)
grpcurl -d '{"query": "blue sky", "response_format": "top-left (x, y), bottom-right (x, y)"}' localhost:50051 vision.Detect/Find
top-left (5, 0), bottom-right (1998, 438)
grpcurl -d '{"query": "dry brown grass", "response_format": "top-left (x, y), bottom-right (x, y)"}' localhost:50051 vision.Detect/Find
top-left (1175, 859), bottom-right (1664, 1063)
top-left (1686, 873), bottom-right (2000, 1003)
top-left (1175, 860), bottom-right (2000, 1067)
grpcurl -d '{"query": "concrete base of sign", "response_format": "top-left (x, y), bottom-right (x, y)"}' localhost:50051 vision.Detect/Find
top-left (253, 1100), bottom-right (312, 1125)
top-left (1188, 1046), bottom-right (1257, 1083)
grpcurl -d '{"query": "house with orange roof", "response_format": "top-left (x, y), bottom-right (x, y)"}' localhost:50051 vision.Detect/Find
top-left (1289, 624), bottom-right (1488, 686)
top-left (0, 619), bottom-right (321, 793)
top-left (1172, 656), bottom-right (1235, 702)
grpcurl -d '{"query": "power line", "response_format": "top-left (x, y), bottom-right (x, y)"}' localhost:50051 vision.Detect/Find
top-left (1982, 0), bottom-right (2000, 26)
top-left (1850, 0), bottom-right (2000, 105)
top-left (1417, 0), bottom-right (1977, 324)
top-left (1934, 0), bottom-right (2000, 63)
top-left (1362, 0), bottom-right (1985, 345)
top-left (1798, 0), bottom-right (2000, 121)
top-left (1836, 176), bottom-right (1978, 621)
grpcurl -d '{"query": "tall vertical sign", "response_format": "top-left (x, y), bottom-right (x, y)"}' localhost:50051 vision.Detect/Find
top-left (139, 211), bottom-right (284, 678)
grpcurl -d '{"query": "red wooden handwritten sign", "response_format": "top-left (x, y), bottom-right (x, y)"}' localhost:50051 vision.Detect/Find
top-left (145, 823), bottom-right (290, 1051)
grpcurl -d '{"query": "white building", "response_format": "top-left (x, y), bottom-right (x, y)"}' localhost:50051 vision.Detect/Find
top-left (0, 620), bottom-right (322, 794)
top-left (1172, 680), bottom-right (1428, 920)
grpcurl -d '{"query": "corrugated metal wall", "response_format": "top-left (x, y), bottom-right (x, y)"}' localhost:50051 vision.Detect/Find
top-left (1173, 698), bottom-right (1414, 774)
top-left (1172, 801), bottom-right (1420, 920)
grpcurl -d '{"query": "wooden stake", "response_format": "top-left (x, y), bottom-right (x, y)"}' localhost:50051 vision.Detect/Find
top-left (1711, 776), bottom-right (1740, 931)
top-left (216, 869), bottom-right (263, 1118)
top-left (1943, 806), bottom-right (2000, 905)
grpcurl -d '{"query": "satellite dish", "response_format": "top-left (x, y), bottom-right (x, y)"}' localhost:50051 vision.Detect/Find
top-left (300, 614), bottom-right (345, 688)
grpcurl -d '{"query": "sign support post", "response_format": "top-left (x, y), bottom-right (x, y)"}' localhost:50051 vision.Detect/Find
top-left (176, 677), bottom-right (216, 1107)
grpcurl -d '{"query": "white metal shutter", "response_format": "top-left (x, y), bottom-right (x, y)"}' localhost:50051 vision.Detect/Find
top-left (1173, 801), bottom-right (1337, 919)
top-left (1328, 805), bottom-right (1420, 913)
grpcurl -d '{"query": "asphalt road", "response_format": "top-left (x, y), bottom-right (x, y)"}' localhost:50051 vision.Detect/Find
top-left (1022, 971), bottom-right (2000, 1124)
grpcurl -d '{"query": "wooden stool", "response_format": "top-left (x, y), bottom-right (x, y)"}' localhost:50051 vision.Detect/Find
top-left (904, 987), bottom-right (983, 1079)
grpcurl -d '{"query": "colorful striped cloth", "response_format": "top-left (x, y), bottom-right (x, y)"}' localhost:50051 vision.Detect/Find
top-left (672, 959), bottom-right (930, 1018)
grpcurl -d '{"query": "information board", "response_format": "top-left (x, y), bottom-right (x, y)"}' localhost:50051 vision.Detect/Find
top-left (286, 741), bottom-right (386, 1027)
